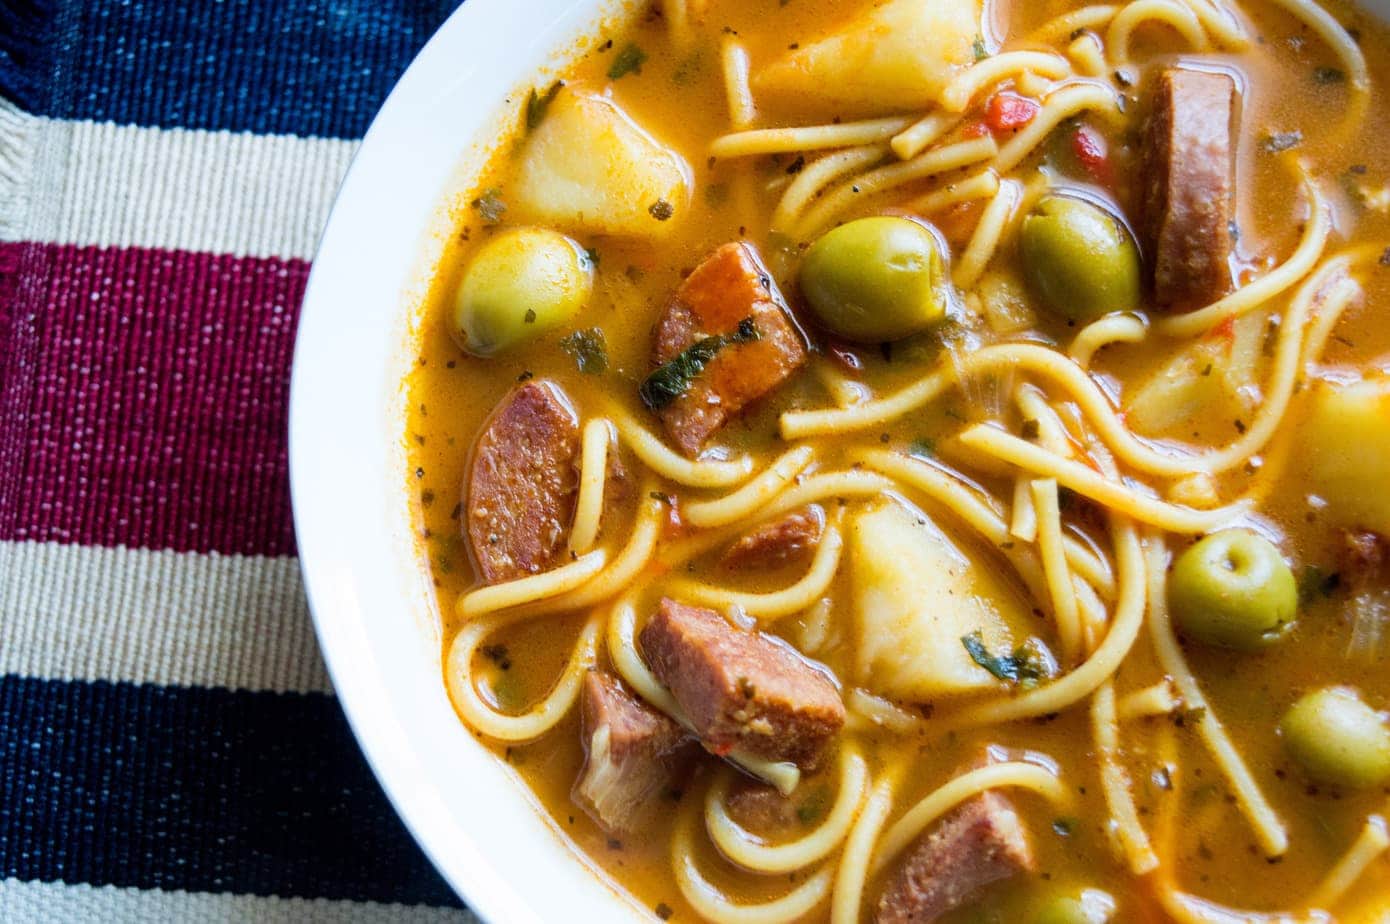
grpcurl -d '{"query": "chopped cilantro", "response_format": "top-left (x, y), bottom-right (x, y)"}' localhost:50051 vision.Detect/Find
top-left (972, 35), bottom-right (988, 62)
top-left (560, 328), bottom-right (609, 375)
top-left (796, 787), bottom-right (830, 825)
top-left (961, 631), bottom-right (1051, 684)
top-left (655, 903), bottom-right (674, 921)
top-left (525, 81), bottom-right (563, 131)
top-left (471, 187), bottom-right (507, 223)
top-left (523, 308), bottom-right (537, 324)
top-left (1314, 66), bottom-right (1346, 84)
top-left (1262, 131), bottom-right (1303, 153)
top-left (639, 317), bottom-right (760, 410)
top-left (608, 42), bottom-right (647, 80)
top-left (1298, 564), bottom-right (1341, 604)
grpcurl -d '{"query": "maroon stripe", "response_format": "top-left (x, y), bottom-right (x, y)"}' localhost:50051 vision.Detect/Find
top-left (0, 242), bottom-right (303, 555)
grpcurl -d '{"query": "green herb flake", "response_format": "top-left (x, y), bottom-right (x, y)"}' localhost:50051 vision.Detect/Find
top-left (961, 631), bottom-right (1051, 684)
top-left (796, 787), bottom-right (830, 826)
top-left (1298, 564), bottom-right (1341, 604)
top-left (972, 35), bottom-right (988, 62)
top-left (523, 308), bottom-right (537, 324)
top-left (655, 903), bottom-right (674, 921)
top-left (1262, 131), bottom-right (1303, 154)
top-left (1052, 818), bottom-right (1076, 837)
top-left (583, 247), bottom-right (600, 269)
top-left (525, 81), bottom-right (563, 131)
top-left (672, 51), bottom-right (703, 86)
top-left (639, 317), bottom-right (761, 410)
top-left (907, 438), bottom-right (936, 459)
top-left (608, 42), bottom-right (647, 80)
top-left (471, 187), bottom-right (507, 223)
top-left (1020, 418), bottom-right (1041, 440)
top-left (649, 198), bottom-right (675, 221)
top-left (560, 328), bottom-right (609, 375)
top-left (1314, 66), bottom-right (1346, 85)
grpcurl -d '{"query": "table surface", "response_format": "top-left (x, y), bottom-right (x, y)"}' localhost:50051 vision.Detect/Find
top-left (0, 1), bottom-right (478, 920)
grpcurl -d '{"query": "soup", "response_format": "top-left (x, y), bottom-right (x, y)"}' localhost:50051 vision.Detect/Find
top-left (406, 0), bottom-right (1390, 919)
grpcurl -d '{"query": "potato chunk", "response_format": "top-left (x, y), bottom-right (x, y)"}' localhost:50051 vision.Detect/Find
top-left (1125, 311), bottom-right (1263, 435)
top-left (1303, 375), bottom-right (1390, 536)
top-left (511, 87), bottom-right (690, 237)
top-left (755, 0), bottom-right (981, 114)
top-left (849, 500), bottom-right (1022, 701)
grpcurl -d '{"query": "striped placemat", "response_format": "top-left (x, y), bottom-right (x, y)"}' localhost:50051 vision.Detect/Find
top-left (0, 1), bottom-right (478, 920)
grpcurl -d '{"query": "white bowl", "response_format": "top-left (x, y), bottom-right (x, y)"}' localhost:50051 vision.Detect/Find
top-left (289, 0), bottom-right (1390, 920)
top-left (289, 1), bottom-right (641, 921)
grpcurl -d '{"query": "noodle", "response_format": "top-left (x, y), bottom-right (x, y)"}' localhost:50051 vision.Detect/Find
top-left (1117, 679), bottom-right (1179, 720)
top-left (705, 747), bottom-right (869, 873)
top-left (953, 179), bottom-right (1023, 289)
top-left (1093, 682), bottom-right (1160, 873)
top-left (1033, 478), bottom-right (1084, 664)
top-left (1176, 0), bottom-right (1249, 48)
top-left (908, 168), bottom-right (1000, 214)
top-left (772, 145), bottom-right (888, 234)
top-left (457, 549), bottom-right (609, 618)
top-left (795, 136), bottom-right (1000, 239)
top-left (1028, 5), bottom-right (1120, 43)
top-left (721, 38), bottom-right (757, 129)
top-left (958, 424), bottom-right (1248, 533)
top-left (711, 117), bottom-right (912, 159)
top-left (845, 688), bottom-right (931, 735)
top-left (667, 521), bottom-right (844, 621)
top-left (1106, 0), bottom-right (1209, 70)
top-left (1144, 541), bottom-right (1289, 856)
top-left (1070, 312), bottom-right (1148, 368)
top-left (569, 418), bottom-right (613, 555)
top-left (682, 445), bottom-right (814, 528)
top-left (1010, 476), bottom-right (1038, 542)
top-left (870, 762), bottom-right (1074, 876)
top-left (811, 359), bottom-right (869, 408)
top-left (940, 52), bottom-right (1073, 112)
top-left (830, 769), bottom-right (900, 924)
top-left (611, 406), bottom-right (754, 487)
top-left (889, 111), bottom-right (962, 161)
top-left (1305, 814), bottom-right (1390, 911)
top-left (674, 800), bottom-right (834, 924)
top-left (445, 611), bottom-right (601, 741)
top-left (1067, 33), bottom-right (1108, 76)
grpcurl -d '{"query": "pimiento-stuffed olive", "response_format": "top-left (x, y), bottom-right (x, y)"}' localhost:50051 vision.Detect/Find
top-left (1281, 687), bottom-right (1390, 789)
top-left (1019, 194), bottom-right (1140, 321)
top-left (1168, 529), bottom-right (1297, 651)
top-left (453, 227), bottom-right (593, 356)
top-left (799, 216), bottom-right (950, 342)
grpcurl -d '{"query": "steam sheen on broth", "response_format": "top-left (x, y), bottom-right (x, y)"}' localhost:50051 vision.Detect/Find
top-left (406, 0), bottom-right (1390, 920)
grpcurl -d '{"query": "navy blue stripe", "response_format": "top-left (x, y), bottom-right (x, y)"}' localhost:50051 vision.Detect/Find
top-left (0, 675), bottom-right (463, 907)
top-left (0, 0), bottom-right (460, 138)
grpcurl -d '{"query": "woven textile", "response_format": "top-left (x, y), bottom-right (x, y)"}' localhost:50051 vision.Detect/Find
top-left (0, 1), bottom-right (478, 920)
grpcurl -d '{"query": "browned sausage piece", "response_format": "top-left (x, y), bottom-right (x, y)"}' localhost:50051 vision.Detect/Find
top-left (1143, 67), bottom-right (1238, 309)
top-left (572, 671), bottom-right (696, 836)
top-left (721, 507), bottom-right (825, 571)
top-left (639, 597), bottom-right (845, 769)
top-left (652, 242), bottom-right (809, 455)
top-left (465, 380), bottom-right (579, 583)
top-left (875, 790), bottom-right (1036, 924)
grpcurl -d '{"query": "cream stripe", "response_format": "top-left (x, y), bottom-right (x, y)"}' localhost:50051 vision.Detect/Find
top-left (0, 100), bottom-right (355, 260)
top-left (0, 541), bottom-right (329, 694)
top-left (0, 878), bottom-right (474, 923)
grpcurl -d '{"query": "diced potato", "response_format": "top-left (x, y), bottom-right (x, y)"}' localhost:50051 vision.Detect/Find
top-left (1303, 375), bottom-right (1390, 536)
top-left (754, 0), bottom-right (981, 114)
top-left (976, 267), bottom-right (1039, 335)
top-left (1125, 311), bottom-right (1264, 434)
top-left (849, 500), bottom-right (1024, 701)
top-left (510, 87), bottom-right (691, 237)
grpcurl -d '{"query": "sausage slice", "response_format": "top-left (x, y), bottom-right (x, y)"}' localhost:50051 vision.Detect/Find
top-left (721, 507), bottom-right (825, 571)
top-left (651, 242), bottom-right (808, 455)
top-left (876, 790), bottom-right (1036, 923)
top-left (573, 671), bottom-right (695, 836)
top-left (639, 597), bottom-right (845, 769)
top-left (1143, 68), bottom-right (1238, 309)
top-left (465, 381), bottom-right (579, 583)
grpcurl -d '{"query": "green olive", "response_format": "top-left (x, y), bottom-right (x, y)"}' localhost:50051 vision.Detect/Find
top-left (1034, 890), bottom-right (1116, 924)
top-left (453, 227), bottom-right (593, 356)
top-left (799, 216), bottom-right (950, 343)
top-left (1019, 194), bottom-right (1140, 321)
top-left (1168, 529), bottom-right (1297, 651)
top-left (1281, 687), bottom-right (1390, 789)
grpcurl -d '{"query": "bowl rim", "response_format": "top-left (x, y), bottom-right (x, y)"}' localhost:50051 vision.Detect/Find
top-left (288, 0), bottom-right (643, 920)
